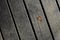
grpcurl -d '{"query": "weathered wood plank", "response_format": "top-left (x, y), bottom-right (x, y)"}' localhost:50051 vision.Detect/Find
top-left (0, 33), bottom-right (3, 40)
top-left (41, 0), bottom-right (60, 40)
top-left (0, 0), bottom-right (19, 40)
top-left (8, 0), bottom-right (36, 40)
top-left (24, 0), bottom-right (53, 40)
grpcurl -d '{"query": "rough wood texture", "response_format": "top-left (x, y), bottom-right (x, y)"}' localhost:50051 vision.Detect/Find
top-left (24, 0), bottom-right (53, 40)
top-left (8, 0), bottom-right (36, 40)
top-left (0, 33), bottom-right (3, 40)
top-left (0, 0), bottom-right (60, 40)
top-left (0, 0), bottom-right (19, 40)
top-left (41, 0), bottom-right (60, 40)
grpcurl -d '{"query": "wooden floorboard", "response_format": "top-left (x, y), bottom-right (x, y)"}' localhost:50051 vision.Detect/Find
top-left (7, 0), bottom-right (36, 40)
top-left (41, 0), bottom-right (60, 40)
top-left (0, 0), bottom-right (19, 40)
top-left (0, 0), bottom-right (60, 40)
top-left (24, 0), bottom-right (53, 40)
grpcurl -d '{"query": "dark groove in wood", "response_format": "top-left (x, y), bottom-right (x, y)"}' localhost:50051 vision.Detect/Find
top-left (6, 0), bottom-right (21, 40)
top-left (55, 0), bottom-right (60, 11)
top-left (0, 28), bottom-right (4, 40)
top-left (39, 0), bottom-right (55, 40)
top-left (0, 0), bottom-right (5, 40)
top-left (23, 0), bottom-right (38, 40)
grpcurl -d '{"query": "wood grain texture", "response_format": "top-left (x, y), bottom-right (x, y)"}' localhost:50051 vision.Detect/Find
top-left (0, 0), bottom-right (19, 40)
top-left (24, 0), bottom-right (53, 40)
top-left (41, 0), bottom-right (60, 40)
top-left (0, 33), bottom-right (3, 40)
top-left (8, 0), bottom-right (36, 40)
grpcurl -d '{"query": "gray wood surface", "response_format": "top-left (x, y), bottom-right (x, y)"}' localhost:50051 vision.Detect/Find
top-left (0, 0), bottom-right (19, 40)
top-left (0, 0), bottom-right (60, 40)
top-left (24, 0), bottom-right (53, 40)
top-left (8, 0), bottom-right (36, 40)
top-left (0, 33), bottom-right (3, 40)
top-left (41, 0), bottom-right (60, 40)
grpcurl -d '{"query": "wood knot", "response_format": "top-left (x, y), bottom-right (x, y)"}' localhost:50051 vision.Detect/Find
top-left (37, 16), bottom-right (42, 22)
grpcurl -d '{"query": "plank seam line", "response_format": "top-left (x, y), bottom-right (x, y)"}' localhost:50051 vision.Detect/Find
top-left (23, 0), bottom-right (38, 40)
top-left (0, 0), bottom-right (5, 40)
top-left (0, 28), bottom-right (4, 40)
top-left (55, 0), bottom-right (60, 11)
top-left (6, 0), bottom-right (21, 40)
top-left (39, 0), bottom-right (55, 40)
